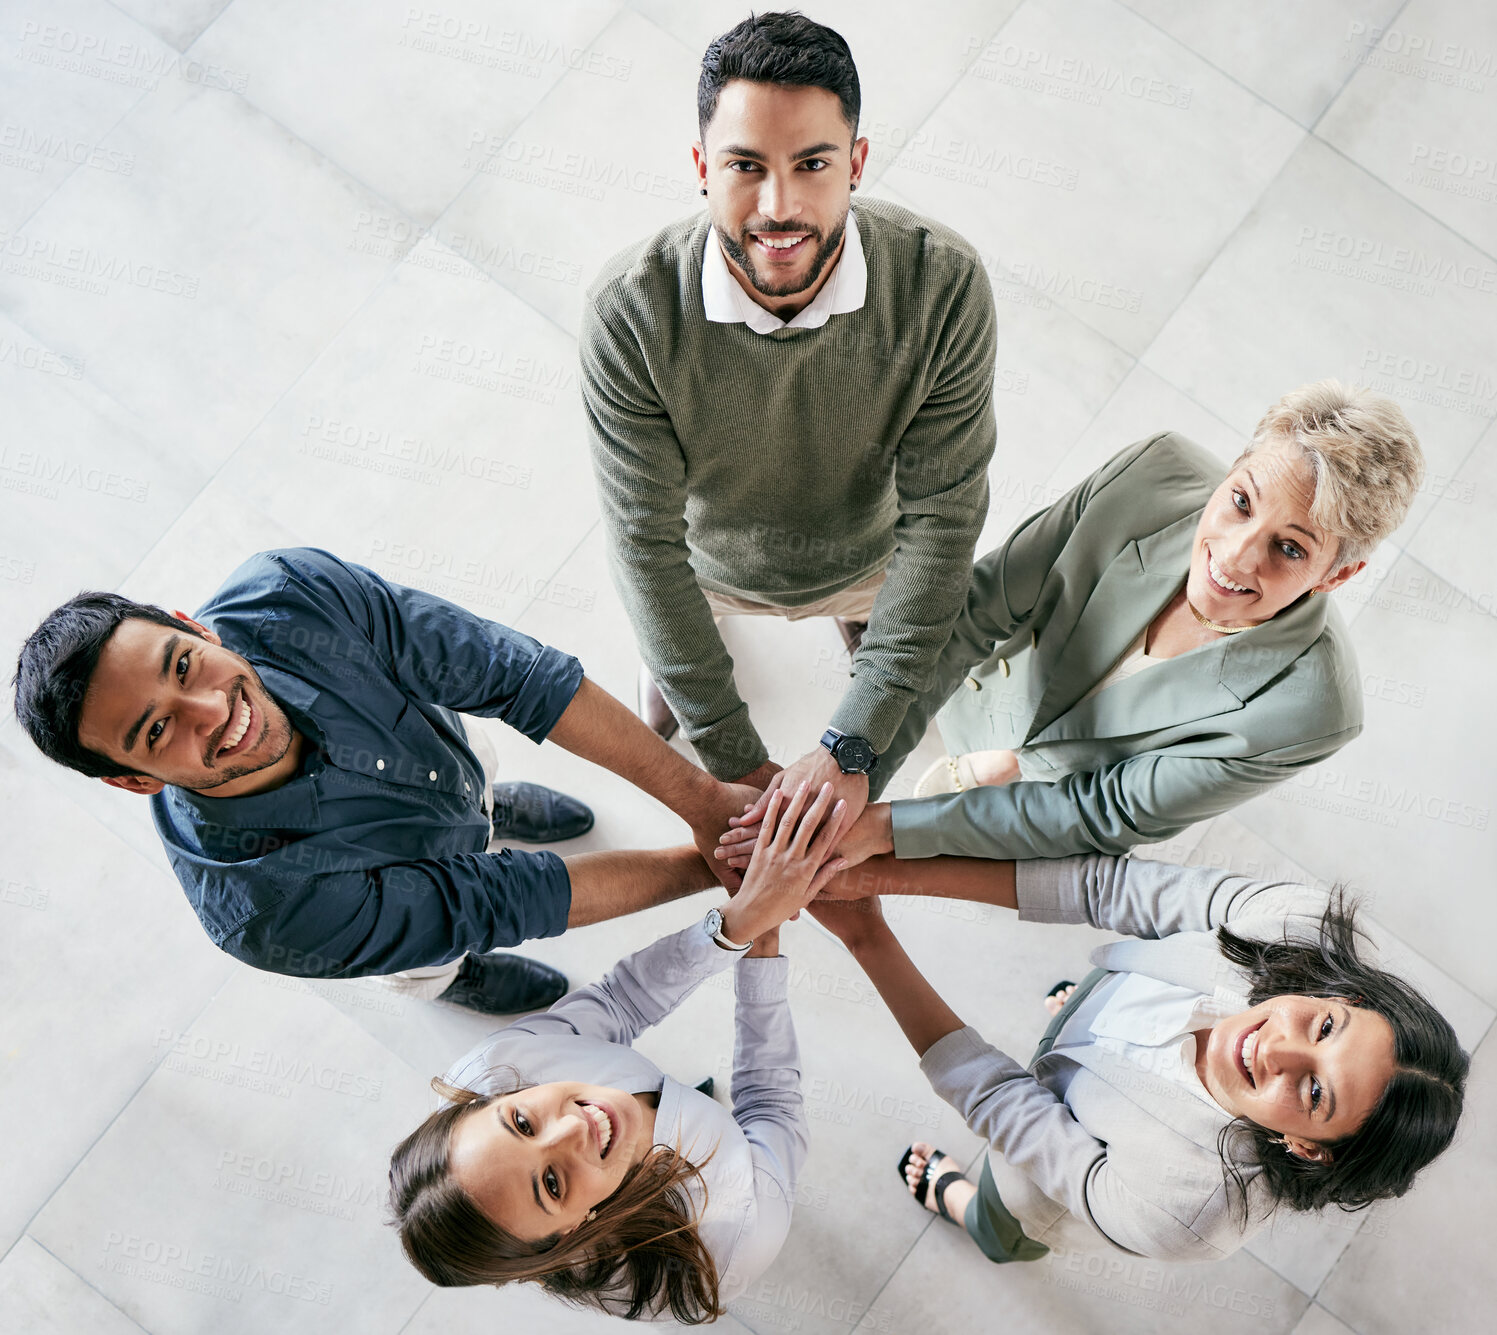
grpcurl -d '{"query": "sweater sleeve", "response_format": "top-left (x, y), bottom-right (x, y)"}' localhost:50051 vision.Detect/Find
top-left (830, 260), bottom-right (997, 753)
top-left (581, 293), bottom-right (768, 780)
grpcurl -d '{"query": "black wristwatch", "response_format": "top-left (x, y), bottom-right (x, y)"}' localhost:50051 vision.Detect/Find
top-left (819, 727), bottom-right (878, 774)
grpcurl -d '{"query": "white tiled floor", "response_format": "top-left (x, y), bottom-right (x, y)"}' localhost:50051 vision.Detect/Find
top-left (2, 2), bottom-right (1494, 1332)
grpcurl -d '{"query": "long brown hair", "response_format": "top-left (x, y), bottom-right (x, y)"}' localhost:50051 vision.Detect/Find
top-left (388, 1078), bottom-right (722, 1323)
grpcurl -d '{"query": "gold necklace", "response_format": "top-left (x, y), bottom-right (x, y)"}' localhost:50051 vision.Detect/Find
top-left (1187, 599), bottom-right (1254, 635)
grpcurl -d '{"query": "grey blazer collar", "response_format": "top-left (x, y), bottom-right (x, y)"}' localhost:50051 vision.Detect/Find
top-left (1031, 933), bottom-right (1255, 1154)
top-left (1028, 509), bottom-right (1332, 743)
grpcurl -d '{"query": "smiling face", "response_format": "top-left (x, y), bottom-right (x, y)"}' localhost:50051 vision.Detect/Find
top-left (76, 616), bottom-right (298, 797)
top-left (1186, 441), bottom-right (1364, 629)
top-left (693, 79), bottom-right (867, 310)
top-left (448, 1082), bottom-right (657, 1244)
top-left (1199, 995), bottom-right (1396, 1156)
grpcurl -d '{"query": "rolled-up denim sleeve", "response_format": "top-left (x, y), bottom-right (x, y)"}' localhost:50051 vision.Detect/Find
top-left (260, 547), bottom-right (584, 741)
top-left (224, 847), bottom-right (572, 978)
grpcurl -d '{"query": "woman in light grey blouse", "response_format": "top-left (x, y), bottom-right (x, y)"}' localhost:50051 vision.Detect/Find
top-left (812, 852), bottom-right (1466, 1266)
top-left (389, 782), bottom-right (849, 1323)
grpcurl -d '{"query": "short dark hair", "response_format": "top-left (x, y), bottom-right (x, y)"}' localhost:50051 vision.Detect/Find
top-left (13, 592), bottom-right (201, 778)
top-left (698, 11), bottom-right (860, 142)
top-left (1215, 888), bottom-right (1468, 1220)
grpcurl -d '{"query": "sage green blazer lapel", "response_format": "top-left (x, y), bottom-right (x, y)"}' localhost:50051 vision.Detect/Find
top-left (1025, 508), bottom-right (1335, 748)
top-left (1023, 519), bottom-right (1188, 741)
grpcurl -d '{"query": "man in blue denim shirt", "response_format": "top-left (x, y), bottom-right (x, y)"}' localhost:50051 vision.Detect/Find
top-left (13, 548), bottom-right (760, 1013)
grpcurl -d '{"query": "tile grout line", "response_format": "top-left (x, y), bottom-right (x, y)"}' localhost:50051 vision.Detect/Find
top-left (418, 4), bottom-right (648, 348)
top-left (1308, 0), bottom-right (1414, 135)
top-left (393, 1286), bottom-right (434, 1334)
top-left (1113, 0), bottom-right (1328, 131)
top-left (1121, 130), bottom-right (1309, 397)
top-left (1310, 133), bottom-right (1497, 267)
top-left (9, 970), bottom-right (234, 1260)
top-left (1393, 415), bottom-right (1495, 595)
top-left (23, 1235), bottom-right (156, 1335)
top-left (879, 0), bottom-right (1309, 369)
top-left (16, 0), bottom-right (219, 236)
top-left (509, 518), bottom-right (601, 630)
top-left (862, 0), bottom-right (1035, 195)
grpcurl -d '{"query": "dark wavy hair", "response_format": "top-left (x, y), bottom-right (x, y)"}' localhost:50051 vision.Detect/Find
top-left (1215, 888), bottom-right (1467, 1221)
top-left (389, 1079), bottom-right (721, 1323)
top-left (13, 592), bottom-right (201, 777)
top-left (698, 11), bottom-right (860, 141)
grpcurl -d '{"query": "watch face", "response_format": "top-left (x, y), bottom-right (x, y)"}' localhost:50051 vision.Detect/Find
top-left (837, 737), bottom-right (876, 772)
top-left (704, 907), bottom-right (723, 936)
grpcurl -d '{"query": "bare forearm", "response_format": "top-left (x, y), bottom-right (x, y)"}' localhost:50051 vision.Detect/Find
top-left (834, 852), bottom-right (1017, 909)
top-left (847, 929), bottom-right (965, 1057)
top-left (548, 676), bottom-right (717, 818)
top-left (563, 846), bottom-right (716, 928)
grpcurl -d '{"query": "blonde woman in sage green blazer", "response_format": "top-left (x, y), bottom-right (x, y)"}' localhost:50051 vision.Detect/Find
top-left (717, 382), bottom-right (1423, 870)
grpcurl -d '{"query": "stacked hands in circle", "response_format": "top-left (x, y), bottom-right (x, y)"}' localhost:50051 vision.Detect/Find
top-left (9, 9), bottom-right (1470, 1328)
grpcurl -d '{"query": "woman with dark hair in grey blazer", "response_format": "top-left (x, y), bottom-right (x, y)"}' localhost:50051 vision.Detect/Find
top-left (809, 853), bottom-right (1466, 1265)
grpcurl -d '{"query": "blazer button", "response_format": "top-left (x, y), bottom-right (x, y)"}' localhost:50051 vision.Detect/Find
top-left (999, 659), bottom-right (1011, 678)
top-left (429, 770), bottom-right (438, 781)
top-left (376, 758), bottom-right (385, 770)
top-left (964, 676), bottom-right (981, 691)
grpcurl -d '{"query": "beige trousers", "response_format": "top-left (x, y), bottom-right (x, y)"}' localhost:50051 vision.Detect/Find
top-left (370, 717), bottom-right (499, 1001)
top-left (701, 567), bottom-right (887, 621)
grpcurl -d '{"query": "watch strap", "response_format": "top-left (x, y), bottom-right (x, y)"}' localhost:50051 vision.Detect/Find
top-left (713, 925), bottom-right (753, 953)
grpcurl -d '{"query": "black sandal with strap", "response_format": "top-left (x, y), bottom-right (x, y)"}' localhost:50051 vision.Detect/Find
top-left (896, 1145), bottom-right (966, 1225)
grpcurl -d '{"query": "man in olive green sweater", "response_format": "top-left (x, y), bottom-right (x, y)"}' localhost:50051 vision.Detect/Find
top-left (581, 12), bottom-right (996, 838)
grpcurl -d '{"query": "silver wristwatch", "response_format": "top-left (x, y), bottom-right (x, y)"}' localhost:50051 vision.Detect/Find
top-left (703, 906), bottom-right (752, 952)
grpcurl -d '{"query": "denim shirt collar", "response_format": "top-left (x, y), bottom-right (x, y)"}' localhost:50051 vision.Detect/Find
top-left (161, 665), bottom-right (325, 831)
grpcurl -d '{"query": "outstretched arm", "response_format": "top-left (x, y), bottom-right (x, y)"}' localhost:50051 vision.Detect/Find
top-left (811, 898), bottom-right (1231, 1261)
top-left (887, 746), bottom-right (1350, 862)
top-left (807, 898), bottom-right (966, 1058)
top-left (521, 788), bottom-right (850, 1049)
top-left (715, 924), bottom-right (810, 1303)
top-left (815, 849), bottom-right (1017, 910)
top-left (548, 677), bottom-right (764, 887)
top-left (562, 845), bottom-right (717, 928)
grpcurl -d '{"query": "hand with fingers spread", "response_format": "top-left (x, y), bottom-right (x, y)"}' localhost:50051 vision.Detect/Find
top-left (718, 780), bottom-right (851, 946)
top-left (717, 746), bottom-right (867, 869)
top-left (718, 795), bottom-right (893, 877)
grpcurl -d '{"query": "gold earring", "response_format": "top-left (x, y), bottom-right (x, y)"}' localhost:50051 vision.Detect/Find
top-left (585, 1209), bottom-right (597, 1222)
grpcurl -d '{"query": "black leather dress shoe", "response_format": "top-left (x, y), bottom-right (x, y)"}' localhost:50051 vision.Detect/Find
top-left (490, 781), bottom-right (594, 843)
top-left (438, 953), bottom-right (569, 1015)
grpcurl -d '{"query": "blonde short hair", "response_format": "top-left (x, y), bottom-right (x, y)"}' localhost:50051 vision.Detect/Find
top-left (1245, 380), bottom-right (1424, 567)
